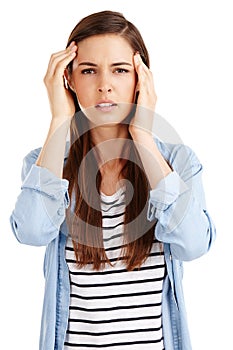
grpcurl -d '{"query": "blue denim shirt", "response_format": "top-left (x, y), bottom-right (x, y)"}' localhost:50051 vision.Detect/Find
top-left (10, 138), bottom-right (216, 350)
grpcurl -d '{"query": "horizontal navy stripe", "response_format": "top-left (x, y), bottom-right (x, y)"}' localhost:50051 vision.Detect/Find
top-left (102, 212), bottom-right (125, 219)
top-left (66, 251), bottom-right (164, 265)
top-left (68, 314), bottom-right (162, 324)
top-left (68, 263), bottom-right (165, 276)
top-left (103, 232), bottom-right (122, 242)
top-left (102, 221), bottom-right (124, 230)
top-left (70, 276), bottom-right (164, 288)
top-left (69, 302), bottom-right (162, 313)
top-left (64, 338), bottom-right (164, 348)
top-left (65, 238), bottom-right (160, 252)
top-left (70, 289), bottom-right (162, 300)
top-left (101, 202), bottom-right (126, 213)
top-left (100, 192), bottom-right (126, 206)
top-left (66, 326), bottom-right (162, 336)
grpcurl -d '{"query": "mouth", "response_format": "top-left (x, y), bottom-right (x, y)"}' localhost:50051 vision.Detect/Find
top-left (95, 102), bottom-right (118, 112)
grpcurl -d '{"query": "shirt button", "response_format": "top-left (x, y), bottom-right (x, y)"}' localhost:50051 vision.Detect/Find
top-left (57, 207), bottom-right (64, 216)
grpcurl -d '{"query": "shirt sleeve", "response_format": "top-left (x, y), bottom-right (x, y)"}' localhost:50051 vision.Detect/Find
top-left (10, 149), bottom-right (70, 246)
top-left (148, 143), bottom-right (216, 261)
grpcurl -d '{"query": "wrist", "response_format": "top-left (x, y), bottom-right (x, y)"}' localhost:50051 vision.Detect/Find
top-left (129, 126), bottom-right (153, 142)
top-left (50, 116), bottom-right (71, 130)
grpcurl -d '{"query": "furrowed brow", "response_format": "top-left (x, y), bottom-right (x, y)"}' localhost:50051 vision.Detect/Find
top-left (78, 62), bottom-right (132, 67)
top-left (78, 62), bottom-right (97, 67)
top-left (111, 62), bottom-right (132, 67)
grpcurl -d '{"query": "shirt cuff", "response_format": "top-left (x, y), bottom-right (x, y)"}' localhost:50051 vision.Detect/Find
top-left (147, 171), bottom-right (188, 221)
top-left (21, 164), bottom-right (70, 206)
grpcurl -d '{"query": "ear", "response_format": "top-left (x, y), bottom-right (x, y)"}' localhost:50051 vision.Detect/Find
top-left (64, 68), bottom-right (76, 92)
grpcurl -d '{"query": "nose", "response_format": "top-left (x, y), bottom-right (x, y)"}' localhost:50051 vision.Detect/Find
top-left (98, 87), bottom-right (112, 93)
top-left (97, 72), bottom-right (112, 93)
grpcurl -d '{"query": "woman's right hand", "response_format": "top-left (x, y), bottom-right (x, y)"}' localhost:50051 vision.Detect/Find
top-left (43, 42), bottom-right (78, 121)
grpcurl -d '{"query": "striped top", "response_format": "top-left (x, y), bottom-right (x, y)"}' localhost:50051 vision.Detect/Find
top-left (64, 187), bottom-right (166, 350)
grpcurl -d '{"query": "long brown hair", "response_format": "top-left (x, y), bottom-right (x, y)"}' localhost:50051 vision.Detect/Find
top-left (63, 10), bottom-right (157, 271)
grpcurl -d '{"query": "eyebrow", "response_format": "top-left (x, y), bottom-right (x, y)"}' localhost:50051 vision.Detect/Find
top-left (78, 61), bottom-right (132, 67)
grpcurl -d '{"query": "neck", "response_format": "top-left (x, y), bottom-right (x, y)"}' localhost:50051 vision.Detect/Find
top-left (90, 123), bottom-right (129, 145)
top-left (90, 124), bottom-right (130, 167)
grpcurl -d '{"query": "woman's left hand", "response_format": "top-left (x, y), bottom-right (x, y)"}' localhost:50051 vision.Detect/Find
top-left (129, 53), bottom-right (157, 137)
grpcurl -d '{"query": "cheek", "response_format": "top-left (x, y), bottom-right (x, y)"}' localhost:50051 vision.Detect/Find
top-left (74, 80), bottom-right (93, 106)
top-left (123, 79), bottom-right (137, 102)
top-left (127, 74), bottom-right (137, 91)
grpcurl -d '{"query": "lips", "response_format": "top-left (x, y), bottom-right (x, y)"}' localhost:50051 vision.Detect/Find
top-left (95, 100), bottom-right (117, 112)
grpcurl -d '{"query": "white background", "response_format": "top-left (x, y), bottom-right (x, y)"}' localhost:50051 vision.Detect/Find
top-left (0, 0), bottom-right (232, 349)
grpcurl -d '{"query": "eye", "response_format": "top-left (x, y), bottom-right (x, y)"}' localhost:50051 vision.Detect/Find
top-left (114, 68), bottom-right (129, 74)
top-left (81, 68), bottom-right (96, 74)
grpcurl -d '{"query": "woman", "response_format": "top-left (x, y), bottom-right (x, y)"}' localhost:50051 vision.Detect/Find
top-left (10, 10), bottom-right (216, 350)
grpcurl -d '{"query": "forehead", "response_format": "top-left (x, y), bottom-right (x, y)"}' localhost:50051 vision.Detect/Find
top-left (77, 34), bottom-right (134, 61)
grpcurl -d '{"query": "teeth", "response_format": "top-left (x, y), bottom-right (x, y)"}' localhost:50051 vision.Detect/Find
top-left (97, 103), bottom-right (114, 107)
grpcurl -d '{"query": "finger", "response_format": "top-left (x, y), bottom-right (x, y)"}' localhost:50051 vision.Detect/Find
top-left (45, 45), bottom-right (77, 80)
top-left (133, 53), bottom-right (147, 70)
top-left (135, 54), bottom-right (154, 87)
top-left (44, 53), bottom-right (76, 87)
top-left (49, 44), bottom-right (77, 72)
top-left (52, 48), bottom-right (77, 77)
top-left (133, 54), bottom-right (149, 87)
top-left (133, 53), bottom-right (141, 73)
top-left (133, 54), bottom-right (157, 110)
top-left (48, 41), bottom-right (76, 61)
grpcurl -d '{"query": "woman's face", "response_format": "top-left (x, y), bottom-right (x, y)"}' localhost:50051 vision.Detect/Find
top-left (69, 34), bottom-right (137, 126)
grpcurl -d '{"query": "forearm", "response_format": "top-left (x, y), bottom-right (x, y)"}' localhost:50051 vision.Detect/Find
top-left (36, 118), bottom-right (71, 178)
top-left (131, 129), bottom-right (172, 189)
